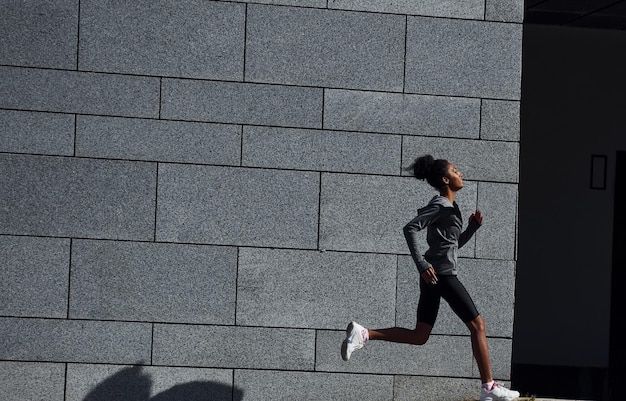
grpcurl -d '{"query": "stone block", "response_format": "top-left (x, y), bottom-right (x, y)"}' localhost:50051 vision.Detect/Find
top-left (66, 364), bottom-right (236, 401)
top-left (396, 256), bottom-right (515, 337)
top-left (235, 370), bottom-right (394, 401)
top-left (0, 67), bottom-right (159, 118)
top-left (75, 116), bottom-right (241, 165)
top-left (0, 110), bottom-right (75, 156)
top-left (156, 164), bottom-right (319, 248)
top-left (394, 375), bottom-right (480, 401)
top-left (153, 324), bottom-right (314, 370)
top-left (316, 329), bottom-right (473, 376)
top-left (402, 136), bottom-right (520, 183)
top-left (237, 248), bottom-right (396, 329)
top-left (481, 100), bottom-right (521, 141)
top-left (476, 182), bottom-right (518, 260)
top-left (245, 5), bottom-right (405, 91)
top-left (0, 236), bottom-right (70, 318)
top-left (0, 0), bottom-right (77, 69)
top-left (0, 318), bottom-right (151, 364)
top-left (0, 154), bottom-right (156, 240)
top-left (328, 0), bottom-right (484, 20)
top-left (236, 0), bottom-right (325, 6)
top-left (69, 240), bottom-right (237, 324)
top-left (79, 0), bottom-right (244, 80)
top-left (242, 125), bottom-right (401, 175)
top-left (405, 17), bottom-right (522, 100)
top-left (319, 173), bottom-right (477, 255)
top-left (0, 361), bottom-right (66, 401)
top-left (486, 0), bottom-right (524, 22)
top-left (161, 78), bottom-right (322, 128)
top-left (324, 89), bottom-right (480, 138)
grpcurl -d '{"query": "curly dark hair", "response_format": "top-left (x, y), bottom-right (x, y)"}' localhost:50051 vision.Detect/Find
top-left (405, 155), bottom-right (450, 190)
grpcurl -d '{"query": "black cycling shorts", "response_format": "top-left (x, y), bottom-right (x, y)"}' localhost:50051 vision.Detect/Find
top-left (417, 274), bottom-right (479, 326)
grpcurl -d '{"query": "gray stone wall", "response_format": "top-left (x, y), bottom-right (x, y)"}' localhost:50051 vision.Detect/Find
top-left (0, 1), bottom-right (522, 400)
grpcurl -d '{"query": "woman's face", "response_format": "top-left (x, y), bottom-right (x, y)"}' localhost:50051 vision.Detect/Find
top-left (445, 163), bottom-right (464, 191)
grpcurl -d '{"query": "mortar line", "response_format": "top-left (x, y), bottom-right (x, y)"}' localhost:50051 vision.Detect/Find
top-left (63, 363), bottom-right (69, 401)
top-left (239, 125), bottom-right (244, 166)
top-left (478, 98), bottom-right (484, 140)
top-left (317, 172), bottom-right (322, 250)
top-left (402, 15), bottom-right (408, 93)
top-left (73, 114), bottom-right (77, 157)
top-left (158, 78), bottom-right (163, 119)
top-left (321, 88), bottom-right (325, 129)
top-left (76, 0), bottom-right (81, 70)
top-left (153, 163), bottom-right (159, 242)
top-left (66, 239), bottom-right (73, 320)
top-left (242, 4), bottom-right (248, 82)
top-left (234, 247), bottom-right (240, 326)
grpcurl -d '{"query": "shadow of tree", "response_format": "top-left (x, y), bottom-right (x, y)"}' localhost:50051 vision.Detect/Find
top-left (82, 365), bottom-right (244, 401)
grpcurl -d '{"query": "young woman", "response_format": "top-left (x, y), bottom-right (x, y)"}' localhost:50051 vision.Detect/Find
top-left (341, 155), bottom-right (520, 401)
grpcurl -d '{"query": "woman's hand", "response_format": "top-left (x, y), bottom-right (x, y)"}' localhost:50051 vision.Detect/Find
top-left (469, 210), bottom-right (483, 225)
top-left (421, 265), bottom-right (438, 285)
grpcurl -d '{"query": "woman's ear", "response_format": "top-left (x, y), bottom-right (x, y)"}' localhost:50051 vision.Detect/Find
top-left (442, 176), bottom-right (450, 185)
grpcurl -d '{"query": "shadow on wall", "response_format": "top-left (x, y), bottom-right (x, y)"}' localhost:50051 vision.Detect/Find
top-left (82, 366), bottom-right (244, 401)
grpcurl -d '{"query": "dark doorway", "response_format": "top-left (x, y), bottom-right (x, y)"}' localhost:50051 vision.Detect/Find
top-left (609, 151), bottom-right (626, 400)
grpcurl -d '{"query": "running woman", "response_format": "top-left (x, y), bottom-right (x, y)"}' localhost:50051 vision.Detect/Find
top-left (341, 155), bottom-right (520, 401)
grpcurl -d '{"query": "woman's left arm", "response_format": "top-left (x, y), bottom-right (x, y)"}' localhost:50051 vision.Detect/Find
top-left (459, 210), bottom-right (483, 248)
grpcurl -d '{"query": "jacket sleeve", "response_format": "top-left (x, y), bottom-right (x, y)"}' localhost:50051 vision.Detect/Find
top-left (403, 204), bottom-right (441, 273)
top-left (458, 218), bottom-right (481, 249)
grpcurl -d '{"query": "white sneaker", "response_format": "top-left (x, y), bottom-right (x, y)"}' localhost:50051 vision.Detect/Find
top-left (479, 382), bottom-right (520, 401)
top-left (340, 321), bottom-right (368, 361)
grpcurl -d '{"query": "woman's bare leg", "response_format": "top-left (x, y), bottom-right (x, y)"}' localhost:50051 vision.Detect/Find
top-left (466, 315), bottom-right (493, 383)
top-left (367, 322), bottom-right (433, 345)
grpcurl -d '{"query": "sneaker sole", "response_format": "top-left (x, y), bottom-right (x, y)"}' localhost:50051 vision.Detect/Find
top-left (340, 322), bottom-right (355, 361)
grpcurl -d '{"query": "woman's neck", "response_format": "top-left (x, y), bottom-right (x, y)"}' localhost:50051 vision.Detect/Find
top-left (439, 187), bottom-right (456, 203)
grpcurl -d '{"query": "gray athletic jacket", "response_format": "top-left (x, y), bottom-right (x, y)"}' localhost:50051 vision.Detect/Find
top-left (403, 195), bottom-right (481, 275)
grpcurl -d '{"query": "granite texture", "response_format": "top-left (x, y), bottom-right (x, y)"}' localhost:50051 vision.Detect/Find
top-left (161, 78), bottom-right (322, 128)
top-left (486, 0), bottom-right (525, 22)
top-left (0, 154), bottom-right (156, 240)
top-left (66, 364), bottom-right (236, 401)
top-left (0, 318), bottom-right (152, 364)
top-left (236, 248), bottom-right (397, 329)
top-left (235, 370), bottom-right (394, 401)
top-left (0, 110), bottom-right (75, 156)
top-left (394, 375), bottom-right (483, 401)
top-left (402, 136), bottom-right (520, 183)
top-left (235, 0), bottom-right (325, 6)
top-left (481, 99), bottom-right (521, 141)
top-left (0, 0), bottom-right (77, 69)
top-left (0, 361), bottom-right (66, 401)
top-left (328, 0), bottom-right (484, 19)
top-left (316, 329), bottom-right (473, 376)
top-left (396, 256), bottom-right (515, 337)
top-left (242, 125), bottom-right (401, 174)
top-left (156, 164), bottom-right (319, 248)
top-left (476, 182), bottom-right (518, 260)
top-left (0, 67), bottom-right (160, 118)
top-left (0, 236), bottom-right (70, 318)
top-left (405, 17), bottom-right (523, 100)
top-left (319, 173), bottom-right (477, 255)
top-left (324, 89), bottom-right (481, 138)
top-left (79, 0), bottom-right (245, 80)
top-left (153, 324), bottom-right (315, 370)
top-left (245, 5), bottom-right (405, 91)
top-left (76, 116), bottom-right (241, 165)
top-left (69, 240), bottom-right (237, 324)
